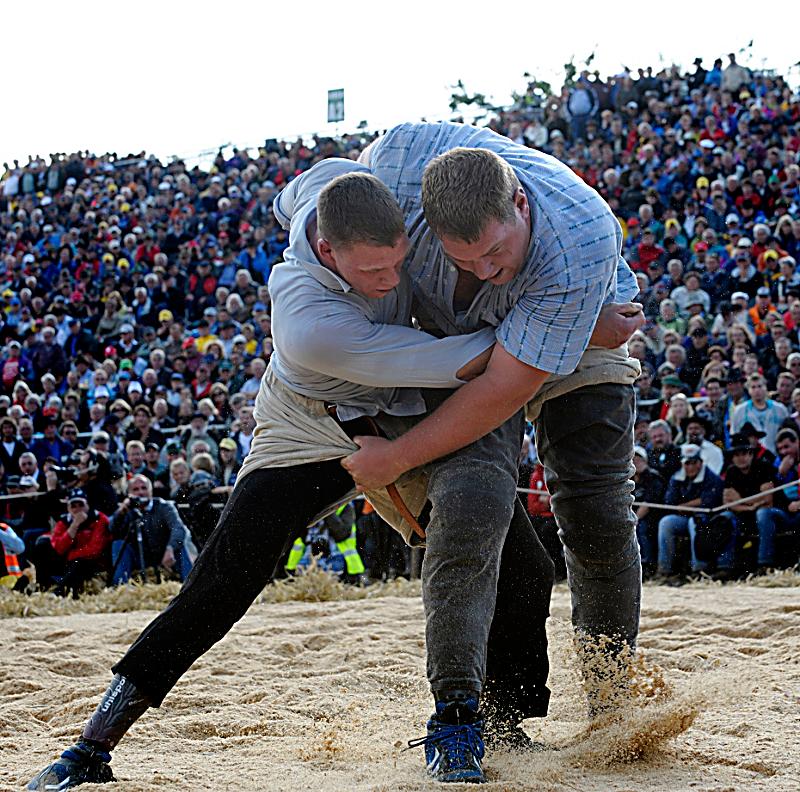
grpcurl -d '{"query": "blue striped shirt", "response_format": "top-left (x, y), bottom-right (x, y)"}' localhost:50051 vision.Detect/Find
top-left (369, 122), bottom-right (639, 375)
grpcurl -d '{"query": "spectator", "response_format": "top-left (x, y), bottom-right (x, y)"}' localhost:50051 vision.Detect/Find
top-left (720, 432), bottom-right (783, 574)
top-left (525, 461), bottom-right (566, 581)
top-left (0, 416), bottom-right (26, 479)
top-left (683, 414), bottom-right (724, 474)
top-left (182, 412), bottom-right (219, 459)
top-left (108, 474), bottom-right (193, 585)
top-left (30, 417), bottom-right (74, 466)
top-left (632, 445), bottom-right (666, 579)
top-left (35, 488), bottom-right (112, 597)
top-left (731, 374), bottom-right (789, 454)
top-left (657, 444), bottom-right (725, 580)
top-left (646, 419), bottom-right (682, 481)
top-left (217, 438), bottom-right (240, 488)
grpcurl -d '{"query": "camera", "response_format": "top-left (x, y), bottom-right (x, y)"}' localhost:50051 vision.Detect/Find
top-left (130, 496), bottom-right (150, 510)
top-left (50, 465), bottom-right (79, 486)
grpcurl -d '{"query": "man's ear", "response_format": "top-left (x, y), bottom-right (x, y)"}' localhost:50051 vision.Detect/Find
top-left (514, 187), bottom-right (529, 219)
top-left (317, 237), bottom-right (335, 267)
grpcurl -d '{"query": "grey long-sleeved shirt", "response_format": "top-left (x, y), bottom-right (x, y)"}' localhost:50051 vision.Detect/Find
top-left (267, 158), bottom-right (494, 421)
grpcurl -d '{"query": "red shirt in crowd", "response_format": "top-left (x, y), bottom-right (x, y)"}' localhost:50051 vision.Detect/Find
top-left (50, 512), bottom-right (111, 562)
top-left (527, 465), bottom-right (553, 518)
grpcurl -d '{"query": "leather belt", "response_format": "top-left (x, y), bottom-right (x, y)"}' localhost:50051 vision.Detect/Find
top-left (327, 405), bottom-right (426, 541)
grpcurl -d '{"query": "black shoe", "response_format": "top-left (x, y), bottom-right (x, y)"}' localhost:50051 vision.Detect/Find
top-left (483, 718), bottom-right (546, 752)
top-left (27, 741), bottom-right (114, 790)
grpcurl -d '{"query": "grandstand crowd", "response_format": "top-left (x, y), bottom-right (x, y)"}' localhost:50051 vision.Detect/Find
top-left (1, 52), bottom-right (799, 595)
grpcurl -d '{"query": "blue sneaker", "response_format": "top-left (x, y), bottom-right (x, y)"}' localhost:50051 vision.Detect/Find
top-left (407, 699), bottom-right (485, 783)
top-left (27, 742), bottom-right (114, 790)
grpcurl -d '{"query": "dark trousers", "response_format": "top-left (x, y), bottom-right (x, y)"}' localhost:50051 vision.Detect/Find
top-left (535, 383), bottom-right (640, 649)
top-left (114, 458), bottom-right (552, 716)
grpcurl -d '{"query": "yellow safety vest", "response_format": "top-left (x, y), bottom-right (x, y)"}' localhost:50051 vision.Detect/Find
top-left (285, 505), bottom-right (365, 576)
top-left (285, 537), bottom-right (305, 572)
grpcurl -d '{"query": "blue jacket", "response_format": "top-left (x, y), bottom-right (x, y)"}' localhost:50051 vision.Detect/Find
top-left (665, 465), bottom-right (723, 514)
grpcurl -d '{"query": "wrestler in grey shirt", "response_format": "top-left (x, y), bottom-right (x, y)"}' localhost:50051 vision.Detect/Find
top-left (268, 158), bottom-right (494, 421)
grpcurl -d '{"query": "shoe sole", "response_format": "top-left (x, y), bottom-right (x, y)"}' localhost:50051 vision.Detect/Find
top-left (432, 769), bottom-right (485, 783)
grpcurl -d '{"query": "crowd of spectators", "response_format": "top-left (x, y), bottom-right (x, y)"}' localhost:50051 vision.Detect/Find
top-left (1, 51), bottom-right (799, 593)
top-left (499, 53), bottom-right (800, 581)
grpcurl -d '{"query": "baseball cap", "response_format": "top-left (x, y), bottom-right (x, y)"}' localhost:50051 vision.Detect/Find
top-left (633, 446), bottom-right (648, 462)
top-left (661, 374), bottom-right (684, 388)
top-left (696, 176), bottom-right (710, 188)
top-left (159, 309), bottom-right (174, 322)
top-left (681, 444), bottom-right (702, 461)
top-left (94, 385), bottom-right (111, 399)
top-left (68, 488), bottom-right (89, 504)
top-left (730, 292), bottom-right (749, 303)
top-left (756, 286), bottom-right (771, 297)
top-left (127, 381), bottom-right (143, 393)
top-left (725, 213), bottom-right (740, 224)
top-left (219, 438), bottom-right (237, 451)
top-left (120, 323), bottom-right (135, 334)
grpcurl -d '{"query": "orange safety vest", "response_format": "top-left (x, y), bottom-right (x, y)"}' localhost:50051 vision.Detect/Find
top-left (1, 522), bottom-right (22, 578)
top-left (4, 552), bottom-right (21, 577)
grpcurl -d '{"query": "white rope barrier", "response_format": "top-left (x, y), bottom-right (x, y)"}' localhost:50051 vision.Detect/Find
top-left (4, 481), bottom-right (798, 516)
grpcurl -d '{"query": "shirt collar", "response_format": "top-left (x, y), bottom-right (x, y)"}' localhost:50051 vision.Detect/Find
top-left (297, 258), bottom-right (352, 294)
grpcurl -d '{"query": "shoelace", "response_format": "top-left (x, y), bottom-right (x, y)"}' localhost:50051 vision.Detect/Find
top-left (405, 722), bottom-right (484, 764)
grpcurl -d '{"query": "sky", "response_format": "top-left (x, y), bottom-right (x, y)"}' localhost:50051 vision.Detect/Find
top-left (3, 0), bottom-right (799, 167)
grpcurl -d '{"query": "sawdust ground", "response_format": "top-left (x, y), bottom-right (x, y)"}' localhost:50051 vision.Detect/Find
top-left (1, 577), bottom-right (798, 791)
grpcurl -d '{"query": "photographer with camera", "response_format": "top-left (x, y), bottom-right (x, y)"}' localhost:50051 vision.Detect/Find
top-left (35, 489), bottom-right (112, 597)
top-left (70, 448), bottom-right (119, 518)
top-left (109, 475), bottom-right (193, 585)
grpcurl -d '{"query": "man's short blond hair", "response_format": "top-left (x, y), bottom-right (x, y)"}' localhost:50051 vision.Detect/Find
top-left (317, 172), bottom-right (405, 248)
top-left (422, 148), bottom-right (520, 243)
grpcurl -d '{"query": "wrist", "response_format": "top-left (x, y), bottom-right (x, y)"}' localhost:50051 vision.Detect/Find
top-left (390, 435), bottom-right (419, 477)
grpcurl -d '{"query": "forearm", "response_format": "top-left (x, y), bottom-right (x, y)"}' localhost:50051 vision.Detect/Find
top-left (391, 364), bottom-right (548, 474)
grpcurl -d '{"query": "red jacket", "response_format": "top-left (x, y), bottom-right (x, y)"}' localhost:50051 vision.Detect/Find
top-left (527, 466), bottom-right (553, 518)
top-left (50, 512), bottom-right (111, 562)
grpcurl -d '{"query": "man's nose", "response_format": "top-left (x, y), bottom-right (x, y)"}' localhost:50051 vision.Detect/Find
top-left (474, 259), bottom-right (495, 280)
